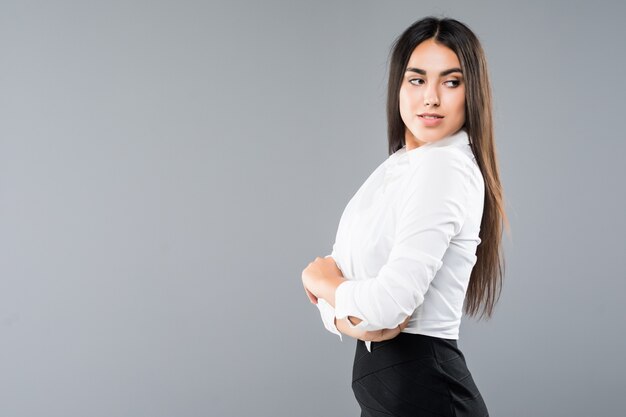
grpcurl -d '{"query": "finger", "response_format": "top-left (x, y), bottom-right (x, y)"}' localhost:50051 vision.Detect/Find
top-left (375, 327), bottom-right (400, 342)
top-left (399, 316), bottom-right (411, 330)
top-left (374, 329), bottom-right (389, 342)
top-left (304, 287), bottom-right (318, 304)
top-left (306, 289), bottom-right (317, 304)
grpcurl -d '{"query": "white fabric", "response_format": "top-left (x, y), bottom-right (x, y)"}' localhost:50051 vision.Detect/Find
top-left (316, 128), bottom-right (485, 352)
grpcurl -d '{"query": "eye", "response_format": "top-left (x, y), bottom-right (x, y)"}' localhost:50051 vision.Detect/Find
top-left (444, 79), bottom-right (461, 88)
top-left (408, 78), bottom-right (424, 86)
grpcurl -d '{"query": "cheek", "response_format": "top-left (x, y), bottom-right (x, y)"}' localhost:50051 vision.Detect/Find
top-left (452, 91), bottom-right (466, 122)
top-left (398, 88), bottom-right (415, 118)
top-left (455, 101), bottom-right (466, 121)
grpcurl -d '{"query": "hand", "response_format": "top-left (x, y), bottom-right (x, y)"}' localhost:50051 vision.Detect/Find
top-left (304, 286), bottom-right (318, 305)
top-left (302, 256), bottom-right (344, 305)
top-left (335, 314), bottom-right (412, 342)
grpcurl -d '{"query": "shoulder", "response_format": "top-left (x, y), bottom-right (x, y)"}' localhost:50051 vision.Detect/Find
top-left (409, 147), bottom-right (483, 190)
top-left (411, 147), bottom-right (472, 175)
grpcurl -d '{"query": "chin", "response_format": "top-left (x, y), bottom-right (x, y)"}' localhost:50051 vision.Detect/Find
top-left (414, 129), bottom-right (447, 143)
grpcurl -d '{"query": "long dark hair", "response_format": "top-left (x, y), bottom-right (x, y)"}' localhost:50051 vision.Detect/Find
top-left (386, 16), bottom-right (510, 319)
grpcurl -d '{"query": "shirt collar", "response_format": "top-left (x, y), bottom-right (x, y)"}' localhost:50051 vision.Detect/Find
top-left (398, 128), bottom-right (471, 166)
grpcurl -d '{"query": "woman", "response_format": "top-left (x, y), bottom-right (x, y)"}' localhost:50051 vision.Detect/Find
top-left (302, 16), bottom-right (508, 417)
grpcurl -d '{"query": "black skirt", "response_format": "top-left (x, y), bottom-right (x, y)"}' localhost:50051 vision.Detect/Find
top-left (351, 332), bottom-right (489, 417)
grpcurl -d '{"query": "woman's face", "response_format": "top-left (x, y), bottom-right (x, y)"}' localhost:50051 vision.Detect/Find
top-left (399, 38), bottom-right (466, 149)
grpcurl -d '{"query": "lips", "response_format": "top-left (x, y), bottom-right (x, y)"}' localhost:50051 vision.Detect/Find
top-left (418, 113), bottom-right (444, 119)
top-left (418, 112), bottom-right (445, 127)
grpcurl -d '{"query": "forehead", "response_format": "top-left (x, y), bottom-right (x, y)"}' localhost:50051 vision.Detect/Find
top-left (406, 39), bottom-right (460, 70)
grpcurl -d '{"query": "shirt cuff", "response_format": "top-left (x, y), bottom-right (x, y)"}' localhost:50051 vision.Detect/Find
top-left (316, 298), bottom-right (342, 341)
top-left (334, 280), bottom-right (370, 330)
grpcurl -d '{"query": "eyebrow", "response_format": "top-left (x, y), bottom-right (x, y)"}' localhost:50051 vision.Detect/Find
top-left (405, 67), bottom-right (463, 76)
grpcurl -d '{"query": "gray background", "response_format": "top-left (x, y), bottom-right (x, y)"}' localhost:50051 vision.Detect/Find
top-left (1, 0), bottom-right (624, 416)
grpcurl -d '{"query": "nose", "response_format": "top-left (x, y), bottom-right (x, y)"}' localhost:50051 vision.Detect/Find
top-left (424, 83), bottom-right (440, 107)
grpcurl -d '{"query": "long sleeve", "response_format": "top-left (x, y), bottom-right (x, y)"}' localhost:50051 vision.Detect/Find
top-left (316, 298), bottom-right (342, 341)
top-left (334, 148), bottom-right (474, 332)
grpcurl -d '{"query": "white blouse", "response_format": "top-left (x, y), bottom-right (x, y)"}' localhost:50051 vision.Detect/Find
top-left (316, 128), bottom-right (485, 352)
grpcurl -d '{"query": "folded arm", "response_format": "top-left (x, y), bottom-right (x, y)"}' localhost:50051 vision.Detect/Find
top-left (335, 314), bottom-right (411, 342)
top-left (333, 149), bottom-right (475, 331)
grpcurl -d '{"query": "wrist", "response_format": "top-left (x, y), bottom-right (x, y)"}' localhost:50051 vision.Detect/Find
top-left (325, 274), bottom-right (346, 308)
